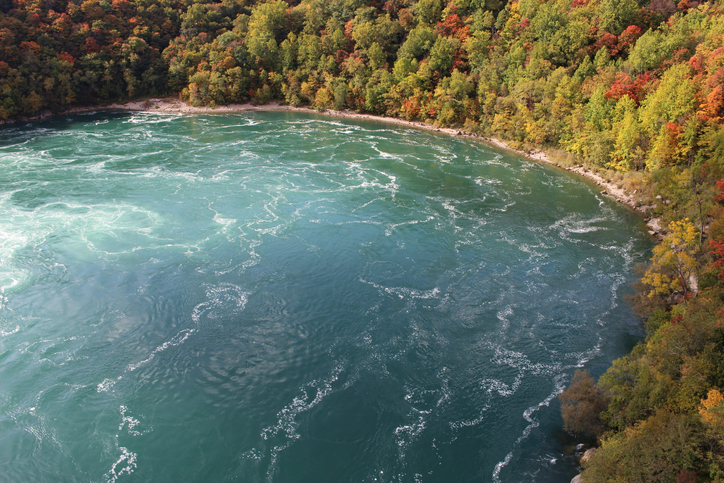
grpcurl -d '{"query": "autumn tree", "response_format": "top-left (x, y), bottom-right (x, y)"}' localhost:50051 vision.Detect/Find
top-left (559, 369), bottom-right (609, 440)
top-left (581, 410), bottom-right (704, 483)
top-left (642, 219), bottom-right (700, 301)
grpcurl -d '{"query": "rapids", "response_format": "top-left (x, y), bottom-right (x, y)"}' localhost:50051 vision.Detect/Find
top-left (0, 111), bottom-right (653, 482)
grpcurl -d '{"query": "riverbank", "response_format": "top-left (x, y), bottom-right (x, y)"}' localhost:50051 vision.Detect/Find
top-left (9, 97), bottom-right (661, 235)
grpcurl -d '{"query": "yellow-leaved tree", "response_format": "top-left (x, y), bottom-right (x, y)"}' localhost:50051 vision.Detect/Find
top-left (700, 389), bottom-right (724, 477)
top-left (700, 389), bottom-right (724, 428)
top-left (642, 219), bottom-right (699, 301)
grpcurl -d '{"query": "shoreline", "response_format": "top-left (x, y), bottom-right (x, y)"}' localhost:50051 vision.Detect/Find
top-left (7, 97), bottom-right (660, 235)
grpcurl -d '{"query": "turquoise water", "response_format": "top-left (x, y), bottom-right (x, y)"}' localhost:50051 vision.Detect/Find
top-left (0, 111), bottom-right (652, 482)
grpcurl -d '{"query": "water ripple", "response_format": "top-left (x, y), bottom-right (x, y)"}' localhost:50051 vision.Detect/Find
top-left (0, 111), bottom-right (653, 483)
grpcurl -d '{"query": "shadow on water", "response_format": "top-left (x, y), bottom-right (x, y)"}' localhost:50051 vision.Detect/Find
top-left (0, 111), bottom-right (135, 143)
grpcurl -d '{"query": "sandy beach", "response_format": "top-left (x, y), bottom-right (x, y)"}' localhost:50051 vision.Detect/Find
top-left (12, 97), bottom-right (660, 234)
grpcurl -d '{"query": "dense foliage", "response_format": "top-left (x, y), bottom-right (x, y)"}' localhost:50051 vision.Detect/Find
top-left (5, 0), bottom-right (724, 479)
top-left (0, 0), bottom-right (182, 115)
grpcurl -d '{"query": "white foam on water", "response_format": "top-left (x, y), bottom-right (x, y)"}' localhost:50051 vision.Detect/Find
top-left (491, 374), bottom-right (567, 483)
top-left (390, 368), bottom-right (452, 473)
top-left (388, 286), bottom-right (440, 300)
top-left (126, 328), bottom-right (194, 372)
top-left (291, 118), bottom-right (349, 129)
top-left (496, 306), bottom-right (514, 331)
top-left (475, 177), bottom-right (503, 186)
top-left (0, 198), bottom-right (172, 296)
top-left (479, 153), bottom-right (508, 167)
top-left (489, 344), bottom-right (562, 377)
top-left (516, 243), bottom-right (548, 259)
top-left (432, 150), bottom-right (454, 164)
top-left (551, 215), bottom-right (609, 245)
top-left (350, 168), bottom-right (399, 197)
top-left (97, 376), bottom-right (123, 393)
top-left (371, 144), bottom-right (403, 161)
top-left (118, 405), bottom-right (149, 436)
top-left (600, 238), bottom-right (637, 269)
top-left (0, 113), bottom-right (653, 482)
top-left (385, 216), bottom-right (435, 237)
top-left (566, 338), bottom-right (605, 369)
top-left (253, 364), bottom-right (345, 481)
top-left (492, 449), bottom-right (514, 483)
top-left (144, 166), bottom-right (202, 185)
top-left (481, 376), bottom-right (522, 397)
top-left (240, 118), bottom-right (264, 126)
top-left (494, 199), bottom-right (517, 213)
top-left (124, 112), bottom-right (180, 124)
top-left (239, 239), bottom-right (262, 271)
top-left (394, 414), bottom-right (427, 449)
top-left (449, 402), bottom-right (492, 429)
top-left (0, 324), bottom-right (19, 336)
top-left (597, 240), bottom-right (638, 311)
top-left (212, 211), bottom-right (237, 230)
top-left (0, 221), bottom-right (33, 294)
top-left (262, 365), bottom-right (344, 442)
top-left (7, 391), bottom-right (67, 465)
top-left (359, 277), bottom-right (442, 301)
top-left (211, 169), bottom-right (232, 181)
top-left (191, 283), bottom-right (250, 323)
top-left (105, 445), bottom-right (137, 483)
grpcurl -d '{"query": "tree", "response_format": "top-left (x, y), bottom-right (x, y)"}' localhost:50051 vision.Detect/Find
top-left (464, 31), bottom-right (491, 74)
top-left (700, 389), bottom-right (724, 429)
top-left (364, 70), bottom-right (392, 114)
top-left (610, 96), bottom-right (645, 170)
top-left (427, 36), bottom-right (456, 75)
top-left (333, 81), bottom-right (347, 110)
top-left (639, 64), bottom-right (696, 141)
top-left (397, 25), bottom-right (436, 61)
top-left (700, 388), bottom-right (724, 477)
top-left (559, 369), bottom-right (609, 439)
top-left (595, 0), bottom-right (641, 36)
top-left (642, 219), bottom-right (700, 301)
top-left (367, 42), bottom-right (385, 70)
top-left (245, 0), bottom-right (288, 70)
top-left (415, 0), bottom-right (443, 25)
top-left (581, 410), bottom-right (703, 483)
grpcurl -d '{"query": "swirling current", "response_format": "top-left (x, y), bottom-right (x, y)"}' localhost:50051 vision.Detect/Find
top-left (0, 111), bottom-right (653, 482)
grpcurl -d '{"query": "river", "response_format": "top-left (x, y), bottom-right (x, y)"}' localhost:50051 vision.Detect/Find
top-left (0, 111), bottom-right (653, 482)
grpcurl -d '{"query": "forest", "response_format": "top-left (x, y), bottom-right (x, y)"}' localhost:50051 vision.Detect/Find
top-left (3, 0), bottom-right (724, 479)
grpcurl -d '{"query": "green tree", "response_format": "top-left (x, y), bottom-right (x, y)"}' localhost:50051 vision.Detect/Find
top-left (415, 0), bottom-right (443, 25)
top-left (246, 0), bottom-right (288, 70)
top-left (639, 64), bottom-right (696, 145)
top-left (368, 42), bottom-right (385, 70)
top-left (610, 95), bottom-right (644, 170)
top-left (595, 0), bottom-right (641, 35)
top-left (333, 81), bottom-right (348, 110)
top-left (397, 25), bottom-right (436, 61)
top-left (427, 36), bottom-right (456, 75)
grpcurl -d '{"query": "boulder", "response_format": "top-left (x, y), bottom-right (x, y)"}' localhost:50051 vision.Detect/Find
top-left (580, 448), bottom-right (596, 464)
